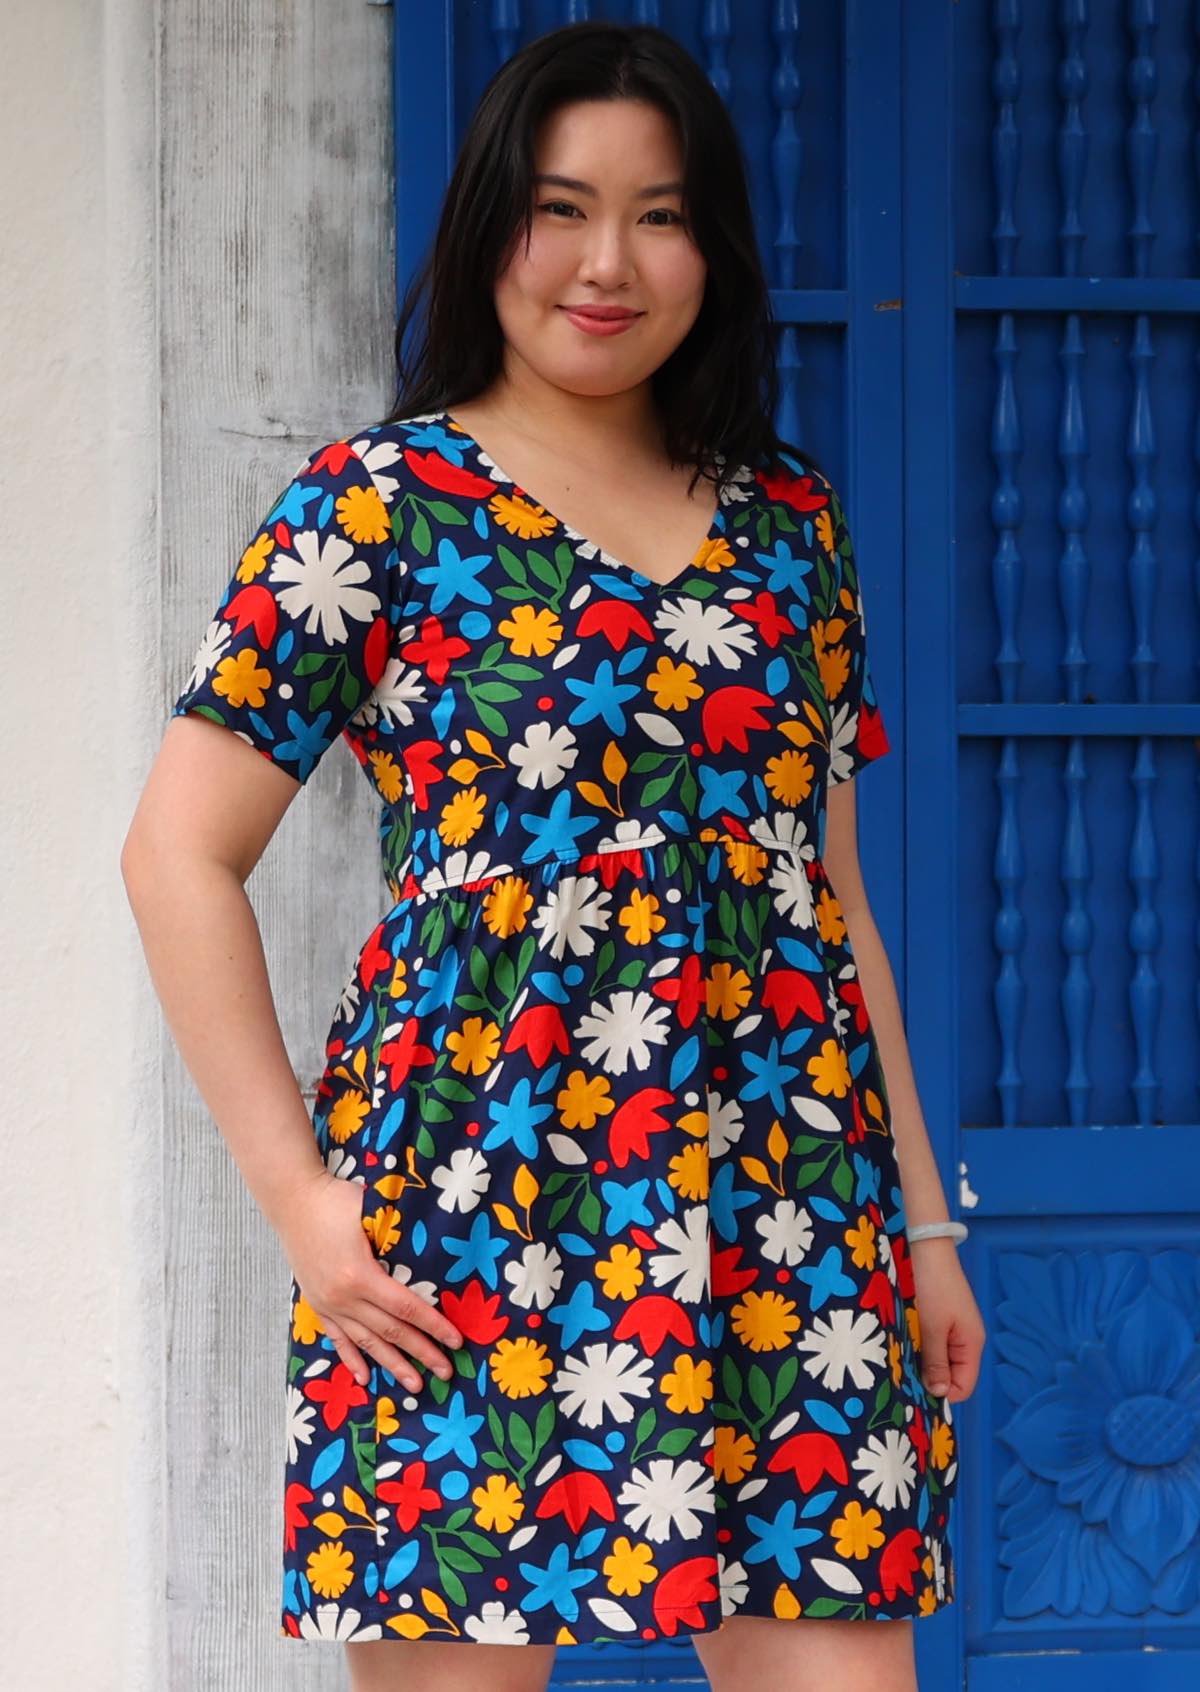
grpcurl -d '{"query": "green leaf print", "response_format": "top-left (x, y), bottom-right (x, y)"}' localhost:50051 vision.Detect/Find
top-left (422, 499), bottom-right (469, 526)
top-left (576, 1187), bottom-right (603, 1236)
top-left (508, 1411), bottom-right (534, 1461)
top-left (525, 547), bottom-right (564, 591)
top-left (410, 509), bottom-right (432, 556)
top-left (747, 1364), bottom-right (773, 1414)
top-left (350, 1418), bottom-right (378, 1498)
top-left (795, 1149), bottom-right (839, 1189)
top-left (830, 1153), bottom-right (855, 1202)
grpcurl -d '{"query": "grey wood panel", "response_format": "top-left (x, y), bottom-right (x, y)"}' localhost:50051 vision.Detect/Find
top-left (159, 3), bottom-right (396, 1682)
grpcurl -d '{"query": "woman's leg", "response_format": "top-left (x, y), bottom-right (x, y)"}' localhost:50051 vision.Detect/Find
top-left (345, 1638), bottom-right (558, 1692)
top-left (690, 1614), bottom-right (919, 1692)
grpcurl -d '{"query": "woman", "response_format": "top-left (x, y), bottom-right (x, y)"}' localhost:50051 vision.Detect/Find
top-left (122, 19), bottom-right (985, 1692)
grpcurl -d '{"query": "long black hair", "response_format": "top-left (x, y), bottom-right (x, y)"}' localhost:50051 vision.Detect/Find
top-left (382, 19), bottom-right (822, 495)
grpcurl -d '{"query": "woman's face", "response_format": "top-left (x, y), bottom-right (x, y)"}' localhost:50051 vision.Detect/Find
top-left (492, 98), bottom-right (707, 401)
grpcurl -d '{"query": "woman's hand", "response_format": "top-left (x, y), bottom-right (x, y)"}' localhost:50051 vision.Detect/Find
top-left (908, 1237), bottom-right (986, 1405)
top-left (278, 1168), bottom-right (463, 1392)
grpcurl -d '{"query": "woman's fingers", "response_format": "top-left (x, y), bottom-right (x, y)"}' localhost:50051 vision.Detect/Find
top-left (317, 1313), bottom-right (372, 1386)
top-left (373, 1270), bottom-right (464, 1356)
top-left (353, 1323), bottom-right (441, 1394)
top-left (345, 1295), bottom-right (459, 1386)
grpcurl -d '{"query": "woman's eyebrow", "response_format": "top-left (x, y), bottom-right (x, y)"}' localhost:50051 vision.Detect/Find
top-left (533, 173), bottom-right (685, 199)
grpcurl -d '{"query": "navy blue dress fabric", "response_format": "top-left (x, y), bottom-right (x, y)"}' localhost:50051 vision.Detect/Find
top-left (171, 410), bottom-right (958, 1646)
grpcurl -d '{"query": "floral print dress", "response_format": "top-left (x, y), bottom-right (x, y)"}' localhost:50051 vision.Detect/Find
top-left (171, 409), bottom-right (958, 1648)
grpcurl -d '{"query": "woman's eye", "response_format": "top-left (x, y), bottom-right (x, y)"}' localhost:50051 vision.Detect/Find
top-left (536, 202), bottom-right (684, 226)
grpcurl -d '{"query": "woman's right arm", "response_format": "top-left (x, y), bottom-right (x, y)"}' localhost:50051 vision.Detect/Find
top-left (120, 714), bottom-right (462, 1389)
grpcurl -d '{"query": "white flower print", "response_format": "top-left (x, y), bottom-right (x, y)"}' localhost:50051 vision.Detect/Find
top-left (553, 1341), bottom-right (655, 1427)
top-left (852, 1426), bottom-right (919, 1512)
top-left (532, 872), bottom-right (614, 961)
top-left (430, 1146), bottom-right (491, 1213)
top-left (655, 599), bottom-right (762, 667)
top-left (509, 719), bottom-right (580, 788)
top-left (796, 1305), bottom-right (889, 1392)
top-left (184, 615), bottom-right (234, 691)
top-left (573, 988), bottom-right (675, 1075)
top-left (755, 1198), bottom-right (815, 1265)
top-left (616, 1457), bottom-right (716, 1543)
top-left (503, 1239), bottom-right (564, 1310)
top-left (648, 1205), bottom-right (711, 1304)
top-left (270, 526), bottom-right (383, 647)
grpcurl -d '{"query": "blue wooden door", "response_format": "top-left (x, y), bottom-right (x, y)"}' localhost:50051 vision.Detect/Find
top-left (908, 2), bottom-right (1200, 1690)
top-left (391, 3), bottom-right (1200, 1687)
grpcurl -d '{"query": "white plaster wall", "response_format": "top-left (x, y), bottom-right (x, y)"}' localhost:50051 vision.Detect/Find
top-left (0, 1), bottom-right (163, 1685)
top-left (0, 2), bottom-right (395, 1684)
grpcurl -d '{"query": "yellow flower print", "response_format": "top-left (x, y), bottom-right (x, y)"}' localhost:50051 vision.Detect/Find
top-left (602, 1535), bottom-right (658, 1598)
top-left (807, 1037), bottom-right (852, 1098)
top-left (724, 838), bottom-right (771, 889)
top-left (489, 1335), bottom-right (554, 1399)
top-left (692, 533), bottom-right (736, 576)
top-left (818, 636), bottom-right (852, 705)
top-left (930, 1414), bottom-right (956, 1471)
top-left (815, 505), bottom-right (836, 559)
top-left (439, 786), bottom-right (486, 847)
top-left (595, 1242), bottom-right (644, 1300)
top-left (619, 887), bottom-right (667, 945)
top-left (917, 1585), bottom-right (939, 1616)
top-left (335, 480), bottom-right (391, 545)
top-left (366, 1202), bottom-right (402, 1259)
top-left (387, 957), bottom-right (409, 999)
top-left (471, 1474), bottom-right (525, 1532)
top-left (906, 1301), bottom-right (922, 1350)
top-left (368, 750), bottom-right (405, 804)
top-left (888, 1330), bottom-right (904, 1388)
top-left (489, 490), bottom-right (558, 541)
top-left (730, 1288), bottom-right (801, 1352)
top-left (212, 645), bottom-right (271, 709)
top-left (556, 1069), bottom-right (615, 1130)
top-left (327, 1086), bottom-right (371, 1147)
top-left (765, 746), bottom-right (816, 806)
top-left (496, 603), bottom-right (564, 657)
top-left (668, 1139), bottom-right (710, 1202)
top-left (845, 1213), bottom-right (877, 1270)
top-left (376, 1395), bottom-right (399, 1439)
top-left (445, 1015), bottom-right (502, 1077)
top-left (482, 874), bottom-right (534, 936)
top-left (661, 1353), bottom-right (714, 1414)
top-left (292, 1291), bottom-right (324, 1346)
top-left (706, 960), bottom-right (754, 1020)
top-left (815, 885), bottom-right (846, 945)
top-left (772, 1583), bottom-right (803, 1619)
top-left (237, 531), bottom-right (272, 583)
top-left (712, 1425), bottom-right (756, 1484)
top-left (831, 1500), bottom-right (885, 1559)
top-left (306, 1539), bottom-right (355, 1600)
top-left (646, 656), bottom-right (703, 711)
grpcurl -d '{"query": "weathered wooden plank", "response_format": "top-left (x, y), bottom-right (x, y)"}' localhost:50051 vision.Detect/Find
top-left (160, 3), bottom-right (395, 1680)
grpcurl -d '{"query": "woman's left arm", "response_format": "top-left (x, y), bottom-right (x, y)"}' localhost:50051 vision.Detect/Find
top-left (823, 779), bottom-right (987, 1406)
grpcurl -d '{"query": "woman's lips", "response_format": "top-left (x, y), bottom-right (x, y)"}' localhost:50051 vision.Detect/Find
top-left (560, 307), bottom-right (643, 337)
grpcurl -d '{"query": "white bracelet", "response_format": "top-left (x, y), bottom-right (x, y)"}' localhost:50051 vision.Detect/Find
top-left (907, 1220), bottom-right (969, 1245)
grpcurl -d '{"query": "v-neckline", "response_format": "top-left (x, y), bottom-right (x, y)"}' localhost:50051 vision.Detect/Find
top-left (438, 408), bottom-right (751, 594)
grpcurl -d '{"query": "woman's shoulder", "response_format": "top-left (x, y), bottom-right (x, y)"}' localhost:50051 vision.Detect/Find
top-left (299, 411), bottom-right (466, 508)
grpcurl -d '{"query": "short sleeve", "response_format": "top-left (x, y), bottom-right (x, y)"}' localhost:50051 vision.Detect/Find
top-left (170, 439), bottom-right (397, 786)
top-left (817, 476), bottom-right (893, 785)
